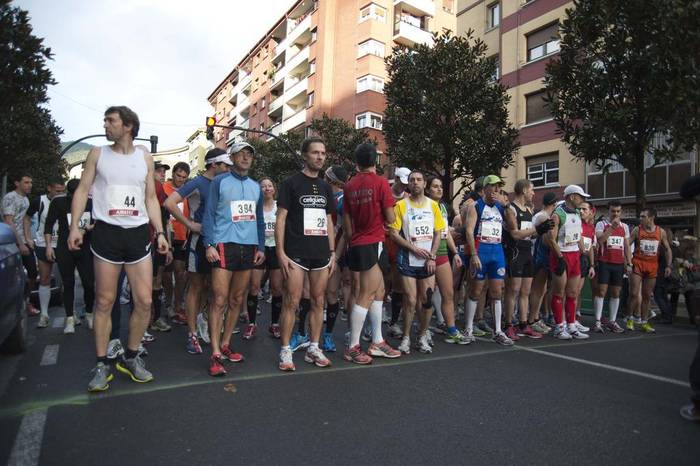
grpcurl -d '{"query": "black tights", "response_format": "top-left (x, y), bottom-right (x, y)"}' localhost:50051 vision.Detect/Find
top-left (55, 247), bottom-right (94, 317)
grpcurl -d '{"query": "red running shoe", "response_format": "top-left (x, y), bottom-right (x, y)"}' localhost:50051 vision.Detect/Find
top-left (209, 355), bottom-right (226, 377)
top-left (269, 324), bottom-right (281, 339)
top-left (517, 325), bottom-right (543, 339)
top-left (172, 311), bottom-right (187, 325)
top-left (220, 344), bottom-right (244, 363)
top-left (26, 302), bottom-right (40, 316)
top-left (505, 325), bottom-right (520, 341)
top-left (243, 323), bottom-right (257, 340)
top-left (344, 344), bottom-right (373, 364)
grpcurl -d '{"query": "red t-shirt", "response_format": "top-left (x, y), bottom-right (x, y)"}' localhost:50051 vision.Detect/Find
top-left (595, 220), bottom-right (629, 264)
top-left (344, 172), bottom-right (395, 246)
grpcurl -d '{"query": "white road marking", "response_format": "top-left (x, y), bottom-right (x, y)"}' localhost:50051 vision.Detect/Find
top-left (39, 345), bottom-right (59, 366)
top-left (7, 409), bottom-right (47, 466)
top-left (51, 317), bottom-right (64, 328)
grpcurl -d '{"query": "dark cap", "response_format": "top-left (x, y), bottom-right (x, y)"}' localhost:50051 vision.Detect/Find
top-left (154, 161), bottom-right (170, 171)
top-left (354, 143), bottom-right (377, 168)
top-left (542, 192), bottom-right (557, 206)
top-left (474, 176), bottom-right (485, 192)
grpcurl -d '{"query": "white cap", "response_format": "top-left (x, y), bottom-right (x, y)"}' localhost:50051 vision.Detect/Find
top-left (209, 153), bottom-right (233, 166)
top-left (564, 184), bottom-right (590, 198)
top-left (395, 167), bottom-right (411, 184)
top-left (228, 141), bottom-right (256, 156)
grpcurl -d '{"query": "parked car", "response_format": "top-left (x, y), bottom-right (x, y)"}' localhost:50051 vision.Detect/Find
top-left (0, 222), bottom-right (27, 353)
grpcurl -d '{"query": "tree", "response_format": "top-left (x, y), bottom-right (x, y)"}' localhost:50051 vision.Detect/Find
top-left (383, 30), bottom-right (519, 203)
top-left (545, 0), bottom-right (700, 213)
top-left (308, 113), bottom-right (377, 173)
top-left (0, 0), bottom-right (66, 193)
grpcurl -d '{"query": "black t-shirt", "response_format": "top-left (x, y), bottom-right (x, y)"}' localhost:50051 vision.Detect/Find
top-left (45, 195), bottom-right (94, 249)
top-left (277, 171), bottom-right (335, 260)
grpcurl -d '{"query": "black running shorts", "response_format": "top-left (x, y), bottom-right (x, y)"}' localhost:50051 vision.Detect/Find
top-left (212, 242), bottom-right (256, 272)
top-left (90, 221), bottom-right (151, 265)
top-left (348, 243), bottom-right (379, 272)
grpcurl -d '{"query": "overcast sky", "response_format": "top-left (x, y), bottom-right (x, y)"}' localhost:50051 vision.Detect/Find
top-left (17, 0), bottom-right (294, 151)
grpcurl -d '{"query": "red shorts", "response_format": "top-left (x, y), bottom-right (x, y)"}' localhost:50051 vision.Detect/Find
top-left (436, 255), bottom-right (449, 267)
top-left (549, 251), bottom-right (581, 277)
top-left (632, 258), bottom-right (658, 279)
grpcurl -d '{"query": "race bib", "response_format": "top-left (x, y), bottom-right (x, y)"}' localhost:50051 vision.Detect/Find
top-left (520, 221), bottom-right (533, 231)
top-left (67, 212), bottom-right (91, 230)
top-left (107, 185), bottom-right (142, 217)
top-left (265, 220), bottom-right (275, 237)
top-left (479, 220), bottom-right (502, 243)
top-left (231, 200), bottom-right (256, 222)
top-left (607, 235), bottom-right (624, 249)
top-left (640, 239), bottom-right (659, 256)
top-left (565, 229), bottom-right (580, 245)
top-left (303, 208), bottom-right (327, 236)
top-left (583, 236), bottom-right (592, 252)
top-left (409, 219), bottom-right (433, 243)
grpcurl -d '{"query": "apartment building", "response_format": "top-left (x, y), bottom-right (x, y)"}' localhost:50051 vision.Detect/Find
top-left (456, 0), bottom-right (697, 231)
top-left (207, 0), bottom-right (456, 166)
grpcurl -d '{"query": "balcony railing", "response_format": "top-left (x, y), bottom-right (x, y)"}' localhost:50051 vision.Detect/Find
top-left (393, 20), bottom-right (434, 47)
top-left (394, 0), bottom-right (435, 17)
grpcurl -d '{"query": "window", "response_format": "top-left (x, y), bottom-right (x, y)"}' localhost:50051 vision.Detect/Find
top-left (309, 60), bottom-right (316, 75)
top-left (526, 23), bottom-right (560, 61)
top-left (527, 154), bottom-right (559, 187)
top-left (311, 27), bottom-right (317, 42)
top-left (356, 75), bottom-right (384, 93)
top-left (358, 39), bottom-right (385, 58)
top-left (307, 91), bottom-right (315, 108)
top-left (487, 3), bottom-right (500, 29)
top-left (525, 90), bottom-right (551, 124)
top-left (356, 112), bottom-right (383, 130)
top-left (359, 3), bottom-right (386, 23)
top-left (490, 54), bottom-right (500, 81)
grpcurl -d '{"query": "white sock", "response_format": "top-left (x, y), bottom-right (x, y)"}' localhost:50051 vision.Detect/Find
top-left (609, 298), bottom-right (620, 322)
top-left (369, 300), bottom-right (385, 344)
top-left (432, 288), bottom-right (444, 324)
top-left (465, 299), bottom-right (478, 333)
top-left (493, 300), bottom-right (503, 334)
top-left (593, 296), bottom-right (604, 322)
top-left (350, 304), bottom-right (368, 348)
top-left (308, 342), bottom-right (319, 350)
top-left (39, 285), bottom-right (51, 316)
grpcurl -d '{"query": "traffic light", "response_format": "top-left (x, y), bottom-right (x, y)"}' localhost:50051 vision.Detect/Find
top-left (206, 116), bottom-right (216, 140)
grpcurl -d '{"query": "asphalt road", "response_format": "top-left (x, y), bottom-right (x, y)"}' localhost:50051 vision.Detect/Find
top-left (1, 301), bottom-right (699, 466)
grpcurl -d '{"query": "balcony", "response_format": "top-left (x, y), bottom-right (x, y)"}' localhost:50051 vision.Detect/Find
top-left (234, 94), bottom-right (250, 115)
top-left (277, 109), bottom-right (306, 135)
top-left (394, 0), bottom-right (435, 17)
top-left (274, 14), bottom-right (311, 59)
top-left (228, 118), bottom-right (250, 142)
top-left (284, 76), bottom-right (308, 102)
top-left (227, 108), bottom-right (237, 124)
top-left (268, 94), bottom-right (284, 114)
top-left (232, 70), bottom-right (251, 94)
top-left (393, 20), bottom-right (434, 47)
top-left (228, 86), bottom-right (238, 103)
top-left (285, 46), bottom-right (310, 76)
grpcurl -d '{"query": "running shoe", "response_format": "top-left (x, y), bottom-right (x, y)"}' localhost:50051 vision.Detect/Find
top-left (220, 344), bottom-right (244, 362)
top-left (142, 331), bottom-right (156, 344)
top-left (196, 313), bottom-right (210, 344)
top-left (462, 330), bottom-right (476, 344)
top-left (607, 321), bottom-right (625, 333)
top-left (187, 332), bottom-right (202, 354)
top-left (640, 322), bottom-right (656, 334)
top-left (116, 355), bottom-right (153, 383)
top-left (568, 326), bottom-right (590, 340)
top-left (429, 322), bottom-right (448, 335)
top-left (85, 313), bottom-right (94, 330)
top-left (304, 346), bottom-right (331, 367)
top-left (471, 326), bottom-right (488, 337)
top-left (532, 320), bottom-right (551, 334)
top-left (398, 336), bottom-right (411, 354)
top-left (426, 330), bottom-right (435, 347)
top-left (64, 316), bottom-right (75, 334)
top-left (321, 332), bottom-right (336, 352)
top-left (269, 324), bottom-right (281, 339)
top-left (632, 316), bottom-right (642, 325)
top-left (345, 344), bottom-right (373, 364)
top-left (415, 333), bottom-right (432, 354)
top-left (74, 314), bottom-right (82, 326)
top-left (209, 355), bottom-right (226, 377)
top-left (279, 348), bottom-right (295, 371)
top-left (137, 344), bottom-right (148, 357)
top-left (289, 331), bottom-right (310, 352)
top-left (574, 321), bottom-right (590, 333)
top-left (340, 311), bottom-right (348, 322)
top-left (150, 317), bottom-right (171, 332)
top-left (242, 323), bottom-right (257, 340)
top-left (625, 318), bottom-right (635, 331)
top-left (388, 323), bottom-right (403, 339)
top-left (504, 325), bottom-right (520, 341)
top-left (107, 339), bottom-right (125, 360)
top-left (680, 404), bottom-right (700, 422)
top-left (368, 340), bottom-right (401, 358)
top-left (37, 314), bottom-right (49, 328)
top-left (27, 302), bottom-right (40, 316)
top-left (493, 331), bottom-right (514, 346)
top-left (593, 321), bottom-right (605, 333)
top-left (444, 330), bottom-right (471, 345)
top-left (476, 320), bottom-right (494, 335)
top-left (233, 326), bottom-right (241, 335)
top-left (518, 325), bottom-right (543, 339)
top-left (87, 362), bottom-right (113, 392)
top-left (546, 315), bottom-right (557, 327)
top-left (172, 311), bottom-right (187, 326)
top-left (553, 325), bottom-right (572, 340)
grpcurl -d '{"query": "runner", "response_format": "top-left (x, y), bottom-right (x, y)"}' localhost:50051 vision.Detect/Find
top-left (594, 200), bottom-right (632, 333)
top-left (276, 137), bottom-right (336, 371)
top-left (578, 201), bottom-right (598, 330)
top-left (424, 175), bottom-right (470, 344)
top-left (26, 177), bottom-right (65, 328)
top-left (529, 192), bottom-right (557, 333)
top-left (149, 161), bottom-right (173, 333)
top-left (202, 141), bottom-right (265, 376)
top-left (629, 208), bottom-right (673, 334)
top-left (162, 161), bottom-right (191, 324)
top-left (243, 177), bottom-right (283, 340)
top-left (546, 185), bottom-right (592, 340)
top-left (2, 173), bottom-right (39, 317)
top-left (44, 179), bottom-right (94, 334)
top-left (70, 106), bottom-right (168, 392)
top-left (503, 179), bottom-right (553, 341)
top-left (342, 144), bottom-right (401, 363)
top-left (388, 170), bottom-right (445, 354)
top-left (164, 148), bottom-right (232, 353)
top-left (386, 167), bottom-right (411, 338)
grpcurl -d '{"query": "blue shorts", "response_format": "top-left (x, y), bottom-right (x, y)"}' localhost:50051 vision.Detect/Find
top-left (473, 243), bottom-right (506, 281)
top-left (397, 248), bottom-right (434, 280)
top-left (534, 243), bottom-right (550, 273)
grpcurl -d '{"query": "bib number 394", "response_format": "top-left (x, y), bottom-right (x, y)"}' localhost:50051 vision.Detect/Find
top-left (303, 208), bottom-right (327, 236)
top-left (231, 201), bottom-right (256, 222)
top-left (107, 185), bottom-right (141, 217)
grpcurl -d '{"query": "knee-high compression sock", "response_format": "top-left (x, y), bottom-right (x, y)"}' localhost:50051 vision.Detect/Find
top-left (247, 294), bottom-right (258, 324)
top-left (271, 296), bottom-right (282, 325)
top-left (493, 300), bottom-right (503, 334)
top-left (565, 296), bottom-right (577, 325)
top-left (432, 288), bottom-right (444, 324)
top-left (369, 300), bottom-right (385, 344)
top-left (609, 297), bottom-right (620, 322)
top-left (551, 295), bottom-right (564, 325)
top-left (152, 289), bottom-right (163, 321)
top-left (326, 302), bottom-right (339, 333)
top-left (390, 292), bottom-right (403, 325)
top-left (39, 285), bottom-right (51, 317)
top-left (350, 304), bottom-right (369, 348)
top-left (465, 298), bottom-right (478, 333)
top-left (298, 298), bottom-right (311, 336)
top-left (594, 296), bottom-right (604, 322)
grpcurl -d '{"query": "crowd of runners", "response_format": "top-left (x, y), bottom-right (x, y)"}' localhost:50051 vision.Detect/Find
top-left (2, 107), bottom-right (696, 412)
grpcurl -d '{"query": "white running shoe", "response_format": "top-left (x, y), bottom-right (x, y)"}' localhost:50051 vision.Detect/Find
top-left (37, 314), bottom-right (50, 328)
top-left (63, 316), bottom-right (75, 334)
top-left (106, 339), bottom-right (124, 360)
top-left (85, 313), bottom-right (94, 330)
top-left (554, 325), bottom-right (572, 340)
top-left (574, 321), bottom-right (590, 333)
top-left (568, 325), bottom-right (590, 340)
top-left (415, 334), bottom-right (432, 353)
top-left (388, 323), bottom-right (403, 339)
top-left (398, 336), bottom-right (411, 354)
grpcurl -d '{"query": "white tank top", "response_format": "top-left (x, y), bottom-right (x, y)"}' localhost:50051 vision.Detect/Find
top-left (92, 145), bottom-right (149, 228)
top-left (35, 194), bottom-right (58, 248)
top-left (263, 202), bottom-right (277, 248)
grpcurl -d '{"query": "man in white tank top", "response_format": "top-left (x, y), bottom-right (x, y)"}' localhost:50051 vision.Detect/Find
top-left (68, 106), bottom-right (169, 392)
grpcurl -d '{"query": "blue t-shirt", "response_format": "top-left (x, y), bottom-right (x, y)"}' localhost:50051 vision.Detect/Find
top-left (176, 175), bottom-right (212, 224)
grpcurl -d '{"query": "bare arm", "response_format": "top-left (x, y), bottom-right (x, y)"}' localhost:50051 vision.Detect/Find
top-left (661, 229), bottom-right (673, 268)
top-left (504, 206), bottom-right (536, 240)
top-left (143, 153), bottom-right (164, 234)
top-left (68, 148), bottom-right (99, 250)
top-left (464, 203), bottom-right (477, 256)
top-left (22, 215), bottom-right (33, 247)
top-left (341, 212), bottom-right (353, 257)
top-left (546, 213), bottom-right (562, 258)
top-left (274, 207), bottom-right (288, 258)
top-left (3, 215), bottom-right (23, 246)
top-left (164, 191), bottom-right (198, 232)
